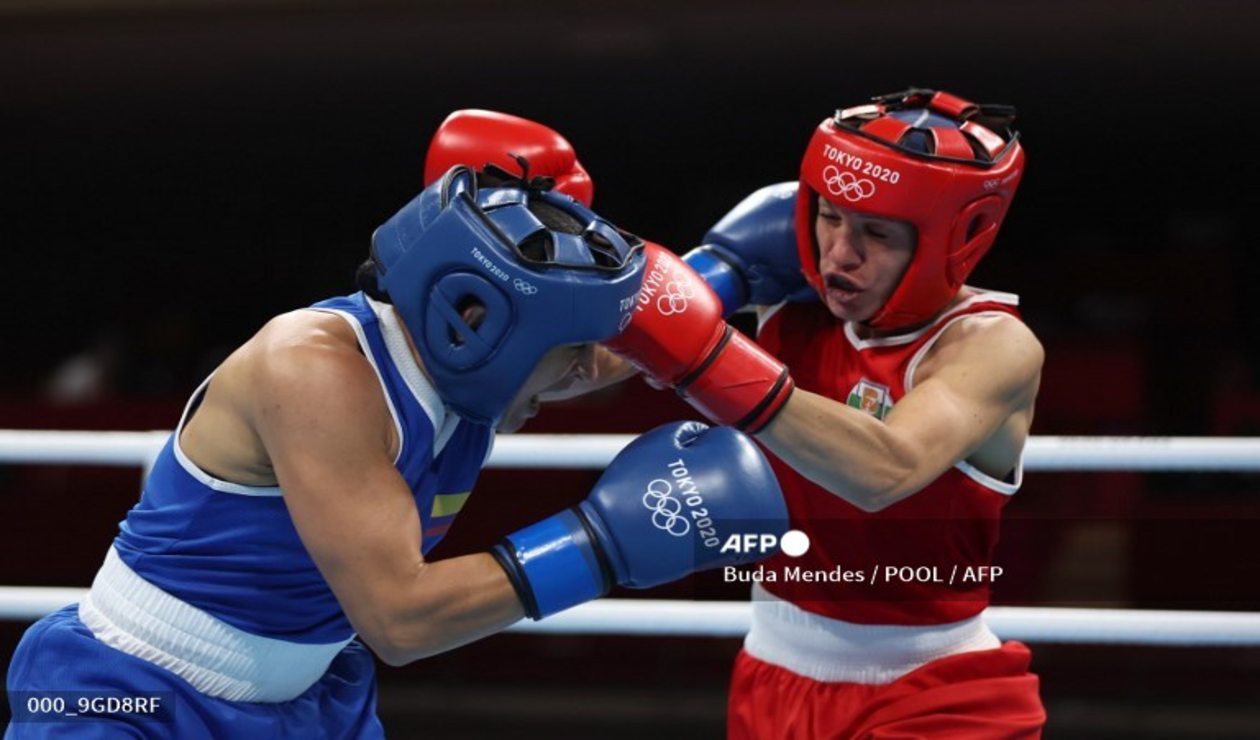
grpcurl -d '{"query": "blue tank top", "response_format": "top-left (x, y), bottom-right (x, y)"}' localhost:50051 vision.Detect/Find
top-left (113, 292), bottom-right (493, 644)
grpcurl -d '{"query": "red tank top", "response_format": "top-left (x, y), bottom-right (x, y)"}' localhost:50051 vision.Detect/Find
top-left (755, 290), bottom-right (1023, 625)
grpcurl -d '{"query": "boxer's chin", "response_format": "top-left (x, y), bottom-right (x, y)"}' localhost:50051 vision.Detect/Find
top-left (496, 399), bottom-right (538, 434)
top-left (496, 412), bottom-right (524, 434)
top-left (824, 291), bottom-right (875, 323)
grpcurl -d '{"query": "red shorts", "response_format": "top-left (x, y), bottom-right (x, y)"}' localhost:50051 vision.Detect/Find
top-left (727, 641), bottom-right (1045, 739)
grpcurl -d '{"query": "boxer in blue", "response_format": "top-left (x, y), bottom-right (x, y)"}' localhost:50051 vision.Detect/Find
top-left (5, 145), bottom-right (789, 736)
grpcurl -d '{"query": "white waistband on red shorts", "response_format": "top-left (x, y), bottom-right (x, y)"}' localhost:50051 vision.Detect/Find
top-left (78, 546), bottom-right (354, 703)
top-left (743, 583), bottom-right (1001, 685)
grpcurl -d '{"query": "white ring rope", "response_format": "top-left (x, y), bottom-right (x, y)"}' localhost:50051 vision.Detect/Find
top-left (2, 429), bottom-right (1259, 646)
top-left (4, 430), bottom-right (1260, 471)
top-left (1, 588), bottom-right (1257, 646)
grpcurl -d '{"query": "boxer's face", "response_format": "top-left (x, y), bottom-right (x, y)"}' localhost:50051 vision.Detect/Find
top-left (814, 196), bottom-right (916, 324)
top-left (497, 343), bottom-right (596, 433)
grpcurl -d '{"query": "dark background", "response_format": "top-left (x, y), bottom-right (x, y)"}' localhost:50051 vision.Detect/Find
top-left (2, 1), bottom-right (1259, 737)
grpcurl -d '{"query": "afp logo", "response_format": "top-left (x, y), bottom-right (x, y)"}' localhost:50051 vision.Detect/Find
top-left (719, 529), bottom-right (810, 558)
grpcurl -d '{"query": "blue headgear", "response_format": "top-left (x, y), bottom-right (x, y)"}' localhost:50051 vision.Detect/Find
top-left (370, 166), bottom-right (646, 426)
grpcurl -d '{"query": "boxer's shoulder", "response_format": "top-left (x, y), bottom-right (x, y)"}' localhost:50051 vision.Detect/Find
top-left (255, 309), bottom-right (362, 356)
top-left (917, 305), bottom-right (1043, 403)
top-left (922, 309), bottom-right (1042, 382)
top-left (184, 310), bottom-right (397, 482)
top-left (244, 310), bottom-right (372, 380)
top-left (220, 310), bottom-right (393, 438)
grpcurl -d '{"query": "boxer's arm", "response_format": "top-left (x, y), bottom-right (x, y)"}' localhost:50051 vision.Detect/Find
top-left (756, 314), bottom-right (1043, 512)
top-left (248, 338), bottom-right (522, 666)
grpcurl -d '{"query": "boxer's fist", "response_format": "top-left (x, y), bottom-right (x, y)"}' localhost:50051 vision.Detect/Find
top-left (607, 241), bottom-right (729, 387)
top-left (606, 242), bottom-right (795, 432)
top-left (492, 422), bottom-right (788, 619)
top-left (424, 110), bottom-right (594, 205)
top-left (683, 182), bottom-right (816, 316)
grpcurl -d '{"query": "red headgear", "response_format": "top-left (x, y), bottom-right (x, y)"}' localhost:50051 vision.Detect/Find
top-left (796, 88), bottom-right (1025, 329)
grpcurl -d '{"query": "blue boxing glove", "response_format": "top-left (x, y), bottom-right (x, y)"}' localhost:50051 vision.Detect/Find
top-left (683, 181), bottom-right (818, 317)
top-left (491, 421), bottom-right (788, 619)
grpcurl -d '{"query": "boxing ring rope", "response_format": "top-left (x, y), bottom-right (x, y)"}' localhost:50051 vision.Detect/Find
top-left (5, 430), bottom-right (1260, 472)
top-left (3, 430), bottom-right (1260, 646)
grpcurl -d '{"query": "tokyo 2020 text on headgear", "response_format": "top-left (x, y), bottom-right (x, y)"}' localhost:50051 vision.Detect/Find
top-left (370, 165), bottom-right (646, 426)
top-left (796, 87), bottom-right (1025, 329)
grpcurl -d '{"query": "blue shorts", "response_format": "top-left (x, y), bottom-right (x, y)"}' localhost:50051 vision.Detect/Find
top-left (5, 605), bottom-right (384, 739)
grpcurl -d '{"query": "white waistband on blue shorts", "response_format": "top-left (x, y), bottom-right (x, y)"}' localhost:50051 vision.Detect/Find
top-left (78, 546), bottom-right (354, 703)
top-left (744, 582), bottom-right (1000, 685)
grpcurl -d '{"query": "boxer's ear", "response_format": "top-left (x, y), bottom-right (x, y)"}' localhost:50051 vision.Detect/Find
top-left (453, 297), bottom-right (487, 346)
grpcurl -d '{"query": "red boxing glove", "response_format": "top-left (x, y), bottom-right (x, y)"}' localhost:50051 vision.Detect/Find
top-left (606, 242), bottom-right (794, 433)
top-left (423, 110), bottom-right (595, 206)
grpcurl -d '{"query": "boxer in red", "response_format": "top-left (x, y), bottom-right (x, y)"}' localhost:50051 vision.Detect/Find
top-left (606, 89), bottom-right (1047, 738)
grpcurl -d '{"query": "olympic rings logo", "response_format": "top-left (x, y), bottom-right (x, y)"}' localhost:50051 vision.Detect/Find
top-left (642, 478), bottom-right (690, 537)
top-left (513, 278), bottom-right (538, 295)
top-left (822, 166), bottom-right (876, 202)
top-left (656, 279), bottom-right (695, 316)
